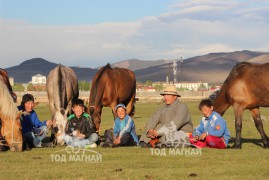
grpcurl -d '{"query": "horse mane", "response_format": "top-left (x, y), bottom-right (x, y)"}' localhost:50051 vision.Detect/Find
top-left (90, 64), bottom-right (112, 110)
top-left (0, 79), bottom-right (18, 121)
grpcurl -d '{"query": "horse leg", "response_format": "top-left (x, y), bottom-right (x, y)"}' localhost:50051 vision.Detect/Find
top-left (233, 105), bottom-right (244, 148)
top-left (250, 108), bottom-right (269, 148)
top-left (126, 94), bottom-right (136, 117)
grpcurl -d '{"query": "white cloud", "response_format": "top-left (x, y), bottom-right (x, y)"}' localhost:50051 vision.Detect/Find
top-left (0, 0), bottom-right (268, 68)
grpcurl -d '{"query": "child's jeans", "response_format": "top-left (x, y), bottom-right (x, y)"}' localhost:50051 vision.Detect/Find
top-left (23, 126), bottom-right (49, 147)
top-left (63, 133), bottom-right (98, 147)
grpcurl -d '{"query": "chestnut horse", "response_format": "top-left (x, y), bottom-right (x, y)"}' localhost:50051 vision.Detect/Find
top-left (0, 80), bottom-right (22, 151)
top-left (88, 64), bottom-right (136, 131)
top-left (213, 62), bottom-right (269, 148)
top-left (46, 65), bottom-right (79, 144)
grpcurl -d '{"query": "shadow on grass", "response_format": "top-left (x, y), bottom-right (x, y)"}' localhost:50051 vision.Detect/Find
top-left (228, 137), bottom-right (264, 148)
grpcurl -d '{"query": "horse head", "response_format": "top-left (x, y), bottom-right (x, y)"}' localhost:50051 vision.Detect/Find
top-left (53, 108), bottom-right (68, 145)
top-left (1, 111), bottom-right (23, 152)
top-left (89, 106), bottom-right (101, 131)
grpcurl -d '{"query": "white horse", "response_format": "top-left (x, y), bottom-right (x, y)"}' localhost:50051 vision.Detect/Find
top-left (46, 65), bottom-right (79, 145)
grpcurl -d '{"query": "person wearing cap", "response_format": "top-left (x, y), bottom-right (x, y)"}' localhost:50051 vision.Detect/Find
top-left (63, 98), bottom-right (98, 148)
top-left (102, 103), bottom-right (139, 148)
top-left (18, 94), bottom-right (53, 149)
top-left (139, 85), bottom-right (193, 148)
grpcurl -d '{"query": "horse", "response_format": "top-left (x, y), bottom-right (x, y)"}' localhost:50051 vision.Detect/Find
top-left (0, 68), bottom-right (17, 102)
top-left (88, 64), bottom-right (136, 131)
top-left (0, 79), bottom-right (22, 151)
top-left (213, 62), bottom-right (269, 148)
top-left (46, 65), bottom-right (79, 144)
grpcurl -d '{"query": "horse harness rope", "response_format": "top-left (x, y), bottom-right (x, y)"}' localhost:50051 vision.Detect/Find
top-left (1, 116), bottom-right (22, 146)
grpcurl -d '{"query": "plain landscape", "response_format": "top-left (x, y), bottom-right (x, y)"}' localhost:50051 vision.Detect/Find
top-left (1, 101), bottom-right (269, 179)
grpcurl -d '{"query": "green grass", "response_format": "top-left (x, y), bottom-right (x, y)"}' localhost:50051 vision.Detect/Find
top-left (1, 101), bottom-right (269, 180)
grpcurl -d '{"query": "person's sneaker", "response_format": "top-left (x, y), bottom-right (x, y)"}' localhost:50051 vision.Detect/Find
top-left (41, 142), bottom-right (55, 148)
top-left (155, 142), bottom-right (168, 148)
top-left (101, 142), bottom-right (113, 148)
top-left (139, 141), bottom-right (151, 148)
top-left (85, 143), bottom-right (97, 148)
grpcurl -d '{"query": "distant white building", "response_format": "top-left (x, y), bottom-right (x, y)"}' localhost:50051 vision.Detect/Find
top-left (32, 74), bottom-right (46, 85)
top-left (161, 81), bottom-right (209, 91)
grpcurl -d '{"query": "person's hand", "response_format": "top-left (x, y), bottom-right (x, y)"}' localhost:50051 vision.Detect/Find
top-left (147, 129), bottom-right (158, 139)
top-left (46, 120), bottom-right (53, 127)
top-left (193, 135), bottom-right (199, 142)
top-left (72, 130), bottom-right (79, 137)
top-left (199, 132), bottom-right (207, 140)
top-left (113, 137), bottom-right (121, 145)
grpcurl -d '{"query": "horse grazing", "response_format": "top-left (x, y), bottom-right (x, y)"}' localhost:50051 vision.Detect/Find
top-left (46, 65), bottom-right (79, 144)
top-left (89, 64), bottom-right (136, 131)
top-left (213, 62), bottom-right (269, 148)
top-left (0, 80), bottom-right (22, 151)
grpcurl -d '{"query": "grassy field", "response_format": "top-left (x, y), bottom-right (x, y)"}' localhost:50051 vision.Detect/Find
top-left (1, 100), bottom-right (269, 180)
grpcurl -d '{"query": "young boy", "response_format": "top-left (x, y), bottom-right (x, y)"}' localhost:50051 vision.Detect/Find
top-left (63, 99), bottom-right (98, 148)
top-left (102, 103), bottom-right (139, 148)
top-left (190, 99), bottom-right (230, 149)
top-left (18, 94), bottom-right (53, 149)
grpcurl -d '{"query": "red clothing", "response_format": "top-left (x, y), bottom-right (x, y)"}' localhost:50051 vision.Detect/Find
top-left (189, 134), bottom-right (227, 149)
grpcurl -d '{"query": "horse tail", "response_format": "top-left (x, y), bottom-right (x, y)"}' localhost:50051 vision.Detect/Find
top-left (89, 63), bottom-right (111, 114)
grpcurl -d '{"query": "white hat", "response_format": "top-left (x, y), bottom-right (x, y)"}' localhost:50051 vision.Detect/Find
top-left (160, 85), bottom-right (181, 97)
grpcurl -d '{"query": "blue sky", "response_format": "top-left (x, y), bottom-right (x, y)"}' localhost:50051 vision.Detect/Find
top-left (0, 0), bottom-right (269, 68)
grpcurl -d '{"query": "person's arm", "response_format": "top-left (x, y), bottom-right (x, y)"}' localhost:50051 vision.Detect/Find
top-left (207, 115), bottom-right (226, 137)
top-left (192, 120), bottom-right (205, 137)
top-left (30, 111), bottom-right (46, 128)
top-left (118, 116), bottom-right (133, 137)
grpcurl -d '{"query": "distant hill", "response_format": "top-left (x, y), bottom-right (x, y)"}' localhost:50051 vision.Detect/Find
top-left (5, 58), bottom-right (98, 83)
top-left (4, 50), bottom-right (269, 84)
top-left (111, 59), bottom-right (173, 71)
top-left (134, 50), bottom-right (269, 83)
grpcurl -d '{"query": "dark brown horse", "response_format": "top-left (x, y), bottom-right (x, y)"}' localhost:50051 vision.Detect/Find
top-left (88, 64), bottom-right (136, 131)
top-left (213, 62), bottom-right (269, 148)
top-left (46, 65), bottom-right (79, 144)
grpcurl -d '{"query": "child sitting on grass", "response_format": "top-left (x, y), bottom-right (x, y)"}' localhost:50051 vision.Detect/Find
top-left (102, 103), bottom-right (139, 148)
top-left (63, 99), bottom-right (98, 148)
top-left (190, 99), bottom-right (230, 149)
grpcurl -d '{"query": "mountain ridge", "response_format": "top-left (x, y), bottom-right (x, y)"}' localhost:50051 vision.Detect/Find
top-left (4, 50), bottom-right (269, 83)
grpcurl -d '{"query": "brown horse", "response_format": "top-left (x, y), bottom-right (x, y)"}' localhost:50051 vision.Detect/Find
top-left (46, 65), bottom-right (79, 144)
top-left (88, 64), bottom-right (136, 131)
top-left (213, 62), bottom-right (269, 148)
top-left (0, 80), bottom-right (22, 151)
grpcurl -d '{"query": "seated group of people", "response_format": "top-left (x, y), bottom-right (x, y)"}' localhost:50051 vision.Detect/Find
top-left (19, 85), bottom-right (230, 150)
